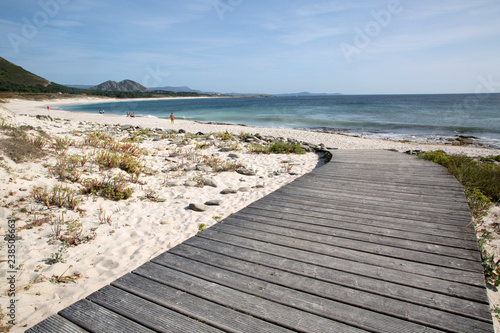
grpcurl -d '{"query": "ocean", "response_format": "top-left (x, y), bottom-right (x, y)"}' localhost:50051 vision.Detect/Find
top-left (59, 94), bottom-right (500, 148)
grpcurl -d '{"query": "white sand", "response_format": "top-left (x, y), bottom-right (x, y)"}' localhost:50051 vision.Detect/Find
top-left (0, 97), bottom-right (498, 332)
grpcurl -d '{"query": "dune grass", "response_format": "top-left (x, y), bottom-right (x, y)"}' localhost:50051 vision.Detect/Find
top-left (419, 150), bottom-right (500, 286)
top-left (418, 150), bottom-right (499, 219)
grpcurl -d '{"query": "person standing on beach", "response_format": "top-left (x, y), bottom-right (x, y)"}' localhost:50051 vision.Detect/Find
top-left (170, 113), bottom-right (175, 124)
top-left (47, 106), bottom-right (50, 111)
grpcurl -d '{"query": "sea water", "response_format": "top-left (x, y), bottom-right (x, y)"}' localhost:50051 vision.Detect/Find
top-left (60, 94), bottom-right (500, 148)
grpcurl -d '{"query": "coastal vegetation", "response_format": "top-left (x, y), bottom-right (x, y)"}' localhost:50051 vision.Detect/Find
top-left (419, 150), bottom-right (500, 286)
top-left (0, 56), bottom-right (210, 99)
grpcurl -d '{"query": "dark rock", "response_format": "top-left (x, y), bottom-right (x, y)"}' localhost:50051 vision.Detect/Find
top-left (203, 179), bottom-right (218, 187)
top-left (236, 167), bottom-right (256, 176)
top-left (189, 203), bottom-right (207, 212)
top-left (178, 129), bottom-right (186, 134)
top-left (221, 188), bottom-right (238, 194)
top-left (205, 200), bottom-right (221, 206)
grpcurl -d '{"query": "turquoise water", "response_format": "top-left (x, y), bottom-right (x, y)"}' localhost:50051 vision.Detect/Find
top-left (60, 94), bottom-right (500, 147)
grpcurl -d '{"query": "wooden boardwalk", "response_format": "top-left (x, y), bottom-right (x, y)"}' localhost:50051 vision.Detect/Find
top-left (27, 150), bottom-right (493, 333)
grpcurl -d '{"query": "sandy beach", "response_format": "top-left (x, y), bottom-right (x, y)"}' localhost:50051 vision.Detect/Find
top-left (0, 97), bottom-right (499, 332)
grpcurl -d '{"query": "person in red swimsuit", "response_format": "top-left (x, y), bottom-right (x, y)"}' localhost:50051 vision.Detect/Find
top-left (170, 113), bottom-right (175, 124)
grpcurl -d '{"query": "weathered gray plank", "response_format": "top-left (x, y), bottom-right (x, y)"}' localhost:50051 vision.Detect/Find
top-left (112, 273), bottom-right (296, 333)
top-left (153, 252), bottom-right (489, 333)
top-left (25, 315), bottom-right (88, 333)
top-left (249, 200), bottom-right (477, 236)
top-left (205, 225), bottom-right (485, 286)
top-left (183, 236), bottom-right (490, 318)
top-left (170, 242), bottom-right (492, 323)
top-left (242, 205), bottom-right (477, 245)
top-left (58, 300), bottom-right (155, 333)
top-left (196, 228), bottom-right (489, 302)
top-left (143, 258), bottom-right (444, 333)
top-left (134, 262), bottom-right (370, 333)
top-left (87, 285), bottom-right (224, 333)
top-left (226, 212), bottom-right (480, 260)
top-left (268, 188), bottom-right (472, 219)
top-left (234, 210), bottom-right (478, 250)
top-left (273, 185), bottom-right (471, 213)
top-left (258, 194), bottom-right (471, 226)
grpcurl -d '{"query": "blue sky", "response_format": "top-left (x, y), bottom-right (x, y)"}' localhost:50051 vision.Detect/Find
top-left (1, 0), bottom-right (499, 94)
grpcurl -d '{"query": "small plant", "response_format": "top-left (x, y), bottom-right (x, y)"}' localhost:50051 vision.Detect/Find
top-left (267, 142), bottom-right (306, 155)
top-left (247, 143), bottom-right (269, 154)
top-left (482, 249), bottom-right (500, 286)
top-left (32, 213), bottom-right (52, 227)
top-left (215, 131), bottom-right (233, 141)
top-left (136, 128), bottom-right (153, 137)
top-left (49, 245), bottom-right (68, 264)
top-left (141, 188), bottom-right (166, 202)
top-left (29, 135), bottom-right (48, 148)
top-left (198, 223), bottom-right (207, 232)
top-left (64, 221), bottom-right (83, 246)
top-left (53, 136), bottom-right (74, 152)
top-left (98, 208), bottom-right (113, 225)
top-left (32, 185), bottom-right (81, 210)
top-left (81, 176), bottom-right (134, 200)
top-left (282, 161), bottom-right (294, 173)
top-left (195, 142), bottom-right (212, 150)
top-left (481, 155), bottom-right (500, 162)
top-left (492, 307), bottom-right (500, 321)
top-left (50, 265), bottom-right (82, 284)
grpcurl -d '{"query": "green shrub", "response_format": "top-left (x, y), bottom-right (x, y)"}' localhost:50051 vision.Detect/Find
top-left (418, 150), bottom-right (499, 205)
top-left (32, 185), bottom-right (81, 210)
top-left (247, 143), bottom-right (268, 154)
top-left (481, 155), bottom-right (500, 162)
top-left (267, 142), bottom-right (306, 155)
top-left (80, 177), bottom-right (134, 200)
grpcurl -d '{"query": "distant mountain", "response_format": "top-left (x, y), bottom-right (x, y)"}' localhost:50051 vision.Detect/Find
top-left (148, 85), bottom-right (208, 94)
top-left (0, 57), bottom-right (50, 87)
top-left (64, 84), bottom-right (94, 89)
top-left (274, 92), bottom-right (342, 97)
top-left (91, 80), bottom-right (149, 92)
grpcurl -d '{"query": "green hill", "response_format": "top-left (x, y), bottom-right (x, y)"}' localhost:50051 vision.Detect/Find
top-left (0, 57), bottom-right (50, 87)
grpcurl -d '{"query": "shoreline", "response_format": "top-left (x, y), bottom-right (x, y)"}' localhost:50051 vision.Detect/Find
top-left (0, 97), bottom-right (498, 332)
top-left (51, 96), bottom-right (500, 151)
top-left (3, 97), bottom-right (499, 157)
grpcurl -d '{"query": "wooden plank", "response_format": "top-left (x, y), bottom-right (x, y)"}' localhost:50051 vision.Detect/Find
top-left (183, 236), bottom-right (490, 318)
top-left (205, 225), bottom-right (485, 286)
top-left (242, 205), bottom-right (477, 244)
top-left (274, 186), bottom-right (471, 214)
top-left (174, 241), bottom-right (491, 323)
top-left (220, 217), bottom-right (480, 270)
top-left (227, 211), bottom-right (480, 260)
top-left (250, 200), bottom-right (477, 233)
top-left (58, 300), bottom-right (155, 333)
top-left (262, 192), bottom-right (471, 224)
top-left (86, 285), bottom-right (224, 333)
top-left (290, 177), bottom-right (466, 199)
top-left (134, 262), bottom-right (370, 333)
top-left (153, 252), bottom-right (489, 333)
top-left (25, 315), bottom-right (88, 333)
top-left (112, 273), bottom-right (296, 333)
top-left (234, 210), bottom-right (478, 250)
top-left (196, 228), bottom-right (488, 302)
top-left (282, 182), bottom-right (468, 207)
top-left (248, 201), bottom-right (477, 241)
top-left (270, 187), bottom-right (472, 217)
